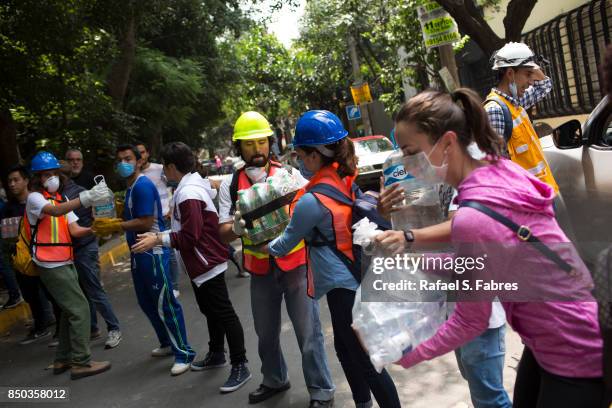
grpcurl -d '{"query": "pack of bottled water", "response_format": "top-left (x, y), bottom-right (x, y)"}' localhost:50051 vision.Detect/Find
top-left (382, 150), bottom-right (444, 232)
top-left (352, 285), bottom-right (446, 372)
top-left (238, 168), bottom-right (302, 244)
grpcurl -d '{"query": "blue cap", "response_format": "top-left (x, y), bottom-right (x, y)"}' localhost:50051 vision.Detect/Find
top-left (293, 110), bottom-right (348, 147)
top-left (31, 151), bottom-right (61, 172)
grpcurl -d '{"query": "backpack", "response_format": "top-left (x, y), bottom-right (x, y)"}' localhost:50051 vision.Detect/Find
top-left (11, 215), bottom-right (37, 276)
top-left (308, 183), bottom-right (391, 283)
top-left (485, 97), bottom-right (513, 142)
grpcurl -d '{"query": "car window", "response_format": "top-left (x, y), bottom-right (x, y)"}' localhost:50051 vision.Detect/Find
top-left (355, 138), bottom-right (393, 154)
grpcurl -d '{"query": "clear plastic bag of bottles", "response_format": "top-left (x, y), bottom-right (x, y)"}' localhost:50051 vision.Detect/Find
top-left (238, 169), bottom-right (302, 245)
top-left (352, 284), bottom-right (446, 373)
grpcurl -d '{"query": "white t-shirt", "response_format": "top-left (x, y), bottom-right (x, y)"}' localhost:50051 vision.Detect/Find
top-left (141, 162), bottom-right (171, 217)
top-left (26, 192), bottom-right (78, 268)
top-left (218, 166), bottom-right (308, 224)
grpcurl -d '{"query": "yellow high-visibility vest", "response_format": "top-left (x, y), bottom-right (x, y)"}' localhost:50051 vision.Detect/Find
top-left (486, 92), bottom-right (559, 193)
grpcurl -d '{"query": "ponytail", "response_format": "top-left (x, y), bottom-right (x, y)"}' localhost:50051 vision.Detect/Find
top-left (396, 88), bottom-right (503, 157)
top-left (451, 88), bottom-right (504, 157)
top-left (301, 137), bottom-right (358, 179)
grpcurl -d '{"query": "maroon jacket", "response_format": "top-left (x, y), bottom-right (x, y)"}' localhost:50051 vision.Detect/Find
top-left (168, 172), bottom-right (228, 281)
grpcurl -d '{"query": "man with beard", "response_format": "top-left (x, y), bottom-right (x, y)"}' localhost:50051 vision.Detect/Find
top-left (218, 112), bottom-right (335, 407)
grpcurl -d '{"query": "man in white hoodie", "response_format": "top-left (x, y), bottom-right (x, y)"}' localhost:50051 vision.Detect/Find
top-left (132, 142), bottom-right (251, 393)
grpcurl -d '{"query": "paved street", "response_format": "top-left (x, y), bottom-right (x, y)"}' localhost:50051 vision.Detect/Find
top-left (0, 255), bottom-right (522, 408)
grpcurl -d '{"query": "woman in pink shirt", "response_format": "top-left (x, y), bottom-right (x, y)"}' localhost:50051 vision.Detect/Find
top-left (376, 88), bottom-right (604, 407)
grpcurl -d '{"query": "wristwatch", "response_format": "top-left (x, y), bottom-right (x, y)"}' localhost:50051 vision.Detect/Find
top-left (403, 230), bottom-right (415, 250)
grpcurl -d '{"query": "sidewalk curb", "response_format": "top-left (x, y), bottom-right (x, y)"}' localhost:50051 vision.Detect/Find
top-left (99, 238), bottom-right (130, 271)
top-left (0, 302), bottom-right (32, 337)
top-left (0, 237), bottom-right (129, 335)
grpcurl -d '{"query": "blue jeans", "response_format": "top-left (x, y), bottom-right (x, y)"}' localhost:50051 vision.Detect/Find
top-left (250, 261), bottom-right (335, 401)
top-left (74, 241), bottom-right (120, 332)
top-left (131, 250), bottom-right (195, 363)
top-left (455, 325), bottom-right (512, 408)
top-left (0, 246), bottom-right (20, 300)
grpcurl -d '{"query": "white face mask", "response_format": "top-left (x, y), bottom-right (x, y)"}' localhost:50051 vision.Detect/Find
top-left (424, 140), bottom-right (449, 183)
top-left (245, 166), bottom-right (267, 183)
top-left (44, 176), bottom-right (60, 193)
top-left (509, 81), bottom-right (519, 99)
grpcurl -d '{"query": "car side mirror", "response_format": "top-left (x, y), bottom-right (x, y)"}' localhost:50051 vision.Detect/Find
top-left (534, 122), bottom-right (553, 138)
top-left (552, 120), bottom-right (583, 149)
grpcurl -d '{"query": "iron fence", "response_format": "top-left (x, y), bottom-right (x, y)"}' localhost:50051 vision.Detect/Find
top-left (458, 0), bottom-right (611, 119)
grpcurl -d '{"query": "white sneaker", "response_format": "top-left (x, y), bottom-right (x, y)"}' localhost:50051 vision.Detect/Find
top-left (170, 362), bottom-right (190, 376)
top-left (105, 330), bottom-right (122, 349)
top-left (238, 271), bottom-right (250, 278)
top-left (173, 289), bottom-right (180, 298)
top-left (151, 346), bottom-right (173, 357)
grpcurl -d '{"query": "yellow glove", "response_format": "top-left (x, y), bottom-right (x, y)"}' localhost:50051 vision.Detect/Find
top-left (92, 218), bottom-right (123, 236)
top-left (114, 198), bottom-right (124, 218)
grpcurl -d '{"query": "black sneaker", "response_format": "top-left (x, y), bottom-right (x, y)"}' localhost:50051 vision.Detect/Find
top-left (19, 329), bottom-right (51, 345)
top-left (1, 297), bottom-right (23, 310)
top-left (220, 362), bottom-right (251, 393)
top-left (248, 382), bottom-right (291, 404)
top-left (190, 351), bottom-right (228, 371)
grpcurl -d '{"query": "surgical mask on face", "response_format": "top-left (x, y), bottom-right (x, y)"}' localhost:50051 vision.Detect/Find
top-left (44, 176), bottom-right (60, 193)
top-left (424, 140), bottom-right (449, 183)
top-left (245, 166), bottom-right (267, 183)
top-left (509, 81), bottom-right (519, 99)
top-left (116, 162), bottom-right (135, 178)
top-left (296, 158), bottom-right (314, 180)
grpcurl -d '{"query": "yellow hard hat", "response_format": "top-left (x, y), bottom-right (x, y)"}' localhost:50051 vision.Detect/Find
top-left (232, 111), bottom-right (274, 141)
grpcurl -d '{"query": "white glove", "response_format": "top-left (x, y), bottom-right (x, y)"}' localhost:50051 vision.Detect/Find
top-left (232, 211), bottom-right (247, 236)
top-left (80, 183), bottom-right (112, 208)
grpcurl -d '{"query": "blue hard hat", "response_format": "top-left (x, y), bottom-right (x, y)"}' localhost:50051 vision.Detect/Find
top-left (293, 110), bottom-right (348, 147)
top-left (31, 151), bottom-right (61, 172)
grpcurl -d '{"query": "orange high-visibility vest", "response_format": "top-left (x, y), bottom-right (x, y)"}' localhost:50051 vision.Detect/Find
top-left (237, 161), bottom-right (306, 275)
top-left (24, 191), bottom-right (73, 263)
top-left (291, 163), bottom-right (356, 297)
top-left (486, 92), bottom-right (559, 193)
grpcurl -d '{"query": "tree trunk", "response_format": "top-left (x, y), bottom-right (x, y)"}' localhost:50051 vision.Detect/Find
top-left (0, 108), bottom-right (22, 183)
top-left (107, 14), bottom-right (136, 107)
top-left (150, 125), bottom-right (163, 161)
top-left (437, 0), bottom-right (505, 56)
top-left (504, 0), bottom-right (538, 42)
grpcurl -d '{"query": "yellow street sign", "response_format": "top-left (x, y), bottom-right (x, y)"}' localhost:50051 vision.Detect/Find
top-left (351, 83), bottom-right (373, 105)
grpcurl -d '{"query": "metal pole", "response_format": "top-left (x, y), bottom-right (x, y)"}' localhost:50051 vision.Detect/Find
top-left (348, 34), bottom-right (373, 136)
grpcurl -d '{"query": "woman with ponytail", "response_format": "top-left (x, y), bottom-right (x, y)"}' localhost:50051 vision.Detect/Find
top-left (259, 110), bottom-right (401, 408)
top-left (376, 89), bottom-right (604, 406)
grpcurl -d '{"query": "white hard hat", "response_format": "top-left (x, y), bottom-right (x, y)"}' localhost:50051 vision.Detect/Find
top-left (491, 42), bottom-right (540, 70)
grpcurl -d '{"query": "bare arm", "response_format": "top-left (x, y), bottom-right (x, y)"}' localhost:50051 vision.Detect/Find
top-left (219, 222), bottom-right (239, 245)
top-left (41, 199), bottom-right (82, 217)
top-left (121, 216), bottom-right (154, 232)
top-left (68, 222), bottom-right (92, 238)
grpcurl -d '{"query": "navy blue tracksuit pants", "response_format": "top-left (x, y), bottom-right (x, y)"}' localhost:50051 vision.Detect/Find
top-left (130, 249), bottom-right (195, 363)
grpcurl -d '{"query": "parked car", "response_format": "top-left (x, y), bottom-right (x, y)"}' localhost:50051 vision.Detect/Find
top-left (352, 135), bottom-right (395, 191)
top-left (542, 96), bottom-right (612, 264)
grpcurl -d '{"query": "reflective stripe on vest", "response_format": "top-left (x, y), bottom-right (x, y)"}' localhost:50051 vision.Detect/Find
top-left (291, 163), bottom-right (356, 298)
top-left (486, 92), bottom-right (559, 193)
top-left (237, 161), bottom-right (306, 275)
top-left (28, 191), bottom-right (73, 263)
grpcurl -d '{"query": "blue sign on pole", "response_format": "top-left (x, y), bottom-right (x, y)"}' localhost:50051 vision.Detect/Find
top-left (346, 105), bottom-right (362, 121)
